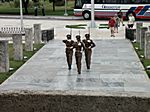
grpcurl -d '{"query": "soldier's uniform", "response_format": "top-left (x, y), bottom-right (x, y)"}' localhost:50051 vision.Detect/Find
top-left (62, 34), bottom-right (74, 70)
top-left (82, 34), bottom-right (95, 69)
top-left (73, 35), bottom-right (85, 74)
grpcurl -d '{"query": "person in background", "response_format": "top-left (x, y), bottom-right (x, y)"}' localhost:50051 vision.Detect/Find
top-left (108, 16), bottom-right (116, 37)
top-left (127, 13), bottom-right (135, 29)
top-left (114, 14), bottom-right (119, 33)
top-left (117, 9), bottom-right (124, 26)
top-left (82, 34), bottom-right (96, 70)
top-left (62, 34), bottom-right (74, 70)
top-left (34, 6), bottom-right (38, 16)
top-left (41, 4), bottom-right (45, 16)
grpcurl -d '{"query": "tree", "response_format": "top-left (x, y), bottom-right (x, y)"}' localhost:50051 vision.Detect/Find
top-left (49, 0), bottom-right (55, 11)
top-left (52, 0), bottom-right (55, 11)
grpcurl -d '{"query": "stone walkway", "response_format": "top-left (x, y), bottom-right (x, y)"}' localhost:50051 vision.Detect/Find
top-left (0, 19), bottom-right (150, 97)
top-left (0, 39), bottom-right (150, 97)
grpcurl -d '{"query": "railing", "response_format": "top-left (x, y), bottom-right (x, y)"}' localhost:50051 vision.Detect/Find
top-left (0, 27), bottom-right (25, 34)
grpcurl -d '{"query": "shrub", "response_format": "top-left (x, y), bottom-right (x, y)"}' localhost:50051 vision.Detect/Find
top-left (14, 0), bottom-right (20, 8)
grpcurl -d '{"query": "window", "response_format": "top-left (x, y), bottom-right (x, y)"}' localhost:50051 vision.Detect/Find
top-left (95, 0), bottom-right (150, 4)
top-left (125, 0), bottom-right (150, 4)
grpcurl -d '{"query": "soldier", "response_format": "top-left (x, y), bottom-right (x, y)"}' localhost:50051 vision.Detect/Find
top-left (62, 34), bottom-right (74, 70)
top-left (82, 34), bottom-right (95, 69)
top-left (73, 35), bottom-right (85, 74)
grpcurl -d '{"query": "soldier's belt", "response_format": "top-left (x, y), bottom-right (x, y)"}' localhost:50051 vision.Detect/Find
top-left (85, 48), bottom-right (91, 49)
top-left (75, 50), bottom-right (82, 52)
top-left (66, 47), bottom-right (72, 49)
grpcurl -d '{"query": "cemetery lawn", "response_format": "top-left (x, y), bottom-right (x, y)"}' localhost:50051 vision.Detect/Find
top-left (0, 43), bottom-right (44, 84)
top-left (132, 42), bottom-right (150, 78)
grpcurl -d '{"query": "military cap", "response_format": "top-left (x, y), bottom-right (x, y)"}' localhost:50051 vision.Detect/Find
top-left (66, 34), bottom-right (71, 39)
top-left (76, 35), bottom-right (81, 39)
top-left (85, 34), bottom-right (90, 38)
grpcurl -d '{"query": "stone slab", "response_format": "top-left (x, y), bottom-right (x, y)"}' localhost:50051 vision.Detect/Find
top-left (0, 40), bottom-right (9, 72)
top-left (0, 39), bottom-right (150, 96)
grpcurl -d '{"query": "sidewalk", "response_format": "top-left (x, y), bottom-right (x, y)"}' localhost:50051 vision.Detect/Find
top-left (0, 15), bottom-right (83, 20)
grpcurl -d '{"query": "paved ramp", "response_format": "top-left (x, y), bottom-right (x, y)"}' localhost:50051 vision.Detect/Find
top-left (0, 39), bottom-right (150, 112)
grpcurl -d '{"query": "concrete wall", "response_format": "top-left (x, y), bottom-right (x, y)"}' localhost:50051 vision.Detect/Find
top-left (0, 93), bottom-right (150, 112)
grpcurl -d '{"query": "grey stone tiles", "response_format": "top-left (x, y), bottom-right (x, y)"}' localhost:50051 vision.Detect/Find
top-left (0, 39), bottom-right (150, 97)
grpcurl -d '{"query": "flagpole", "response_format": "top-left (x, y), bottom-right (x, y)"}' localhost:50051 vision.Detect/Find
top-left (90, 0), bottom-right (96, 28)
top-left (20, 0), bottom-right (24, 32)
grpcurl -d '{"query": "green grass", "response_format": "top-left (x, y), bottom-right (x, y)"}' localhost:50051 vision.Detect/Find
top-left (66, 24), bottom-right (87, 29)
top-left (99, 24), bottom-right (109, 29)
top-left (0, 1), bottom-right (74, 16)
top-left (0, 43), bottom-right (44, 84)
top-left (132, 42), bottom-right (150, 78)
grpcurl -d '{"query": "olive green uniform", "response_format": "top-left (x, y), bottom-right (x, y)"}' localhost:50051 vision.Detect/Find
top-left (62, 39), bottom-right (74, 70)
top-left (73, 41), bottom-right (84, 74)
top-left (82, 39), bottom-right (95, 69)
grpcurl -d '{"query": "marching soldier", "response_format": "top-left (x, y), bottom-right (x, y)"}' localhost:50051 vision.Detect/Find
top-left (62, 34), bottom-right (74, 70)
top-left (82, 34), bottom-right (96, 69)
top-left (73, 35), bottom-right (85, 74)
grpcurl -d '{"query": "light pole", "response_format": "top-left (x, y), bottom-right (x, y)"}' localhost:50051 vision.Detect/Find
top-left (90, 0), bottom-right (96, 28)
top-left (20, 0), bottom-right (24, 32)
top-left (64, 0), bottom-right (68, 16)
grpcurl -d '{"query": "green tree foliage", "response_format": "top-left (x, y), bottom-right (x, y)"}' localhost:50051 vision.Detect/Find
top-left (14, 0), bottom-right (20, 7)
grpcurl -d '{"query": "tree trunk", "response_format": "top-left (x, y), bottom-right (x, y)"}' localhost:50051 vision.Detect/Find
top-left (24, 4), bottom-right (28, 14)
top-left (53, 0), bottom-right (55, 11)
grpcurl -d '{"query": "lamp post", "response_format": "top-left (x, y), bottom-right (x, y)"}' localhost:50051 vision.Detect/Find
top-left (20, 0), bottom-right (24, 32)
top-left (90, 0), bottom-right (96, 28)
top-left (64, 0), bottom-right (68, 16)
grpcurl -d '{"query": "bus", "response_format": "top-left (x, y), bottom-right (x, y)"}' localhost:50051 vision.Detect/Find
top-left (74, 0), bottom-right (150, 20)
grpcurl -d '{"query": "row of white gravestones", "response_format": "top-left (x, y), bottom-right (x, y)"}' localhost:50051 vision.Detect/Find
top-left (0, 24), bottom-right (41, 72)
top-left (0, 34), bottom-right (23, 72)
top-left (10, 28), bottom-right (34, 61)
top-left (34, 24), bottom-right (41, 44)
top-left (136, 22), bottom-right (150, 59)
top-left (136, 22), bottom-right (143, 43)
top-left (0, 40), bottom-right (9, 72)
top-left (25, 28), bottom-right (33, 51)
top-left (145, 32), bottom-right (150, 59)
top-left (140, 27), bottom-right (148, 50)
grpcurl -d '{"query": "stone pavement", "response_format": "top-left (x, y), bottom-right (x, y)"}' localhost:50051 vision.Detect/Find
top-left (0, 39), bottom-right (150, 97)
top-left (0, 19), bottom-right (150, 95)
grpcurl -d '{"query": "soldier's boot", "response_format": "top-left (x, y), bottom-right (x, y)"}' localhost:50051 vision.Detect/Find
top-left (87, 65), bottom-right (90, 69)
top-left (68, 64), bottom-right (71, 70)
top-left (78, 69), bottom-right (81, 74)
top-left (78, 71), bottom-right (81, 74)
top-left (86, 62), bottom-right (90, 69)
